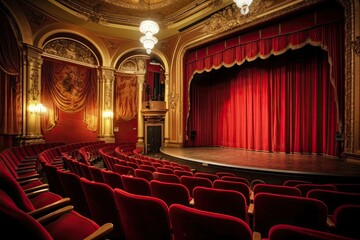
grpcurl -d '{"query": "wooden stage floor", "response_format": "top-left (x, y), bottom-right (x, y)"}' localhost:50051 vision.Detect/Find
top-left (160, 147), bottom-right (360, 184)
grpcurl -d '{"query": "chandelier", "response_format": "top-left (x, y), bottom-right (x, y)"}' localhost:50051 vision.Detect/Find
top-left (233, 0), bottom-right (253, 15)
top-left (139, 18), bottom-right (159, 54)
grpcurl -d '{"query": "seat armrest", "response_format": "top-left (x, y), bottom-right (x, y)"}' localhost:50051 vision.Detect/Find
top-left (36, 205), bottom-right (74, 224)
top-left (253, 231), bottom-right (261, 240)
top-left (248, 203), bottom-right (254, 215)
top-left (24, 184), bottom-right (50, 194)
top-left (28, 197), bottom-right (71, 218)
top-left (16, 173), bottom-right (40, 181)
top-left (83, 223), bottom-right (114, 240)
top-left (327, 217), bottom-right (336, 229)
top-left (26, 188), bottom-right (51, 198)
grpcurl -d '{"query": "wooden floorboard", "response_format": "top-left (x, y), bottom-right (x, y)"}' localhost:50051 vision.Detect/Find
top-left (160, 146), bottom-right (360, 185)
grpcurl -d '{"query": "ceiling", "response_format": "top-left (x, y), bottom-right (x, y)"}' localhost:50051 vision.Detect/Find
top-left (23, 0), bottom-right (234, 40)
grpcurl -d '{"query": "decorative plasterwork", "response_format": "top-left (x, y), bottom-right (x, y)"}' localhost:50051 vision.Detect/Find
top-left (168, 91), bottom-right (179, 110)
top-left (201, 1), bottom-right (272, 34)
top-left (351, 36), bottom-right (360, 56)
top-left (119, 56), bottom-right (147, 72)
top-left (43, 39), bottom-right (96, 65)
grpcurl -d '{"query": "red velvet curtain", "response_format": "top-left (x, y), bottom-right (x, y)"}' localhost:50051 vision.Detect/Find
top-left (188, 46), bottom-right (338, 155)
top-left (41, 58), bottom-right (98, 132)
top-left (184, 4), bottom-right (344, 156)
top-left (0, 9), bottom-right (21, 150)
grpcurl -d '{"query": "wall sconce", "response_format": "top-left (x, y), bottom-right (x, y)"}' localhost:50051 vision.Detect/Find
top-left (28, 100), bottom-right (47, 116)
top-left (102, 110), bottom-right (114, 119)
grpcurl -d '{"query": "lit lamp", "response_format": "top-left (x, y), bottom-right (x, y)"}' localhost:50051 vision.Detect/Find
top-left (28, 101), bottom-right (47, 116)
top-left (139, 19), bottom-right (159, 54)
top-left (233, 0), bottom-right (253, 15)
top-left (102, 110), bottom-right (114, 119)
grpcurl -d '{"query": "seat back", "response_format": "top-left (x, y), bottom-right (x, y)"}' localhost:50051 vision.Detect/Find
top-left (78, 162), bottom-right (93, 180)
top-left (134, 168), bottom-right (154, 181)
top-left (153, 172), bottom-right (181, 183)
top-left (221, 176), bottom-right (250, 185)
top-left (113, 188), bottom-right (172, 240)
top-left (121, 175), bottom-right (151, 196)
top-left (101, 170), bottom-right (124, 189)
top-left (88, 166), bottom-right (105, 183)
top-left (253, 193), bottom-right (328, 237)
top-left (215, 171), bottom-right (236, 178)
top-left (295, 184), bottom-right (337, 197)
top-left (80, 177), bottom-right (125, 240)
top-left (156, 167), bottom-right (174, 174)
top-left (113, 164), bottom-right (135, 176)
top-left (180, 175), bottom-right (212, 197)
top-left (150, 180), bottom-right (191, 207)
top-left (0, 189), bottom-right (53, 240)
top-left (194, 172), bottom-right (220, 182)
top-left (307, 189), bottom-right (360, 215)
top-left (253, 183), bottom-right (301, 197)
top-left (333, 204), bottom-right (360, 240)
top-left (174, 169), bottom-right (193, 178)
top-left (283, 179), bottom-right (312, 186)
top-left (169, 203), bottom-right (252, 240)
top-left (213, 179), bottom-right (251, 205)
top-left (268, 224), bottom-right (353, 240)
top-left (193, 186), bottom-right (248, 223)
top-left (56, 169), bottom-right (91, 218)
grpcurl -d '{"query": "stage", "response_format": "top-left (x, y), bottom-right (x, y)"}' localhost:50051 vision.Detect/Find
top-left (160, 147), bottom-right (360, 184)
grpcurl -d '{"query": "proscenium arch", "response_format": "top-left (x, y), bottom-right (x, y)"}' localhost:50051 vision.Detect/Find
top-left (172, 0), bottom-right (355, 150)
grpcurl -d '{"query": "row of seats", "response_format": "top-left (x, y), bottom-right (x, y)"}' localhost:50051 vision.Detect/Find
top-left (59, 150), bottom-right (360, 240)
top-left (2, 142), bottom-right (360, 240)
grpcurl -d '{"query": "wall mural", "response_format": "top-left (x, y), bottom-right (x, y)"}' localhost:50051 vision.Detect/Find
top-left (115, 74), bottom-right (138, 121)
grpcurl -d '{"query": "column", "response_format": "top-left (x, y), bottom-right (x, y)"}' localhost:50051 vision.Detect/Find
top-left (21, 44), bottom-right (44, 145)
top-left (136, 74), bottom-right (145, 148)
top-left (164, 73), bottom-right (170, 145)
top-left (98, 67), bottom-right (115, 143)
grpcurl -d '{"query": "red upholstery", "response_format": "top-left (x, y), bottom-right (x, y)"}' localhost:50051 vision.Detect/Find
top-left (113, 188), bottom-right (172, 240)
top-left (121, 175), bottom-right (151, 196)
top-left (113, 163), bottom-right (135, 176)
top-left (101, 170), bottom-right (124, 189)
top-left (153, 172), bottom-right (181, 183)
top-left (169, 203), bottom-right (252, 240)
top-left (0, 189), bottom-right (112, 240)
top-left (41, 163), bottom-right (65, 196)
top-left (268, 224), bottom-right (353, 240)
top-left (0, 166), bottom-right (63, 211)
top-left (333, 204), bottom-right (360, 239)
top-left (139, 164), bottom-right (156, 172)
top-left (80, 177), bottom-right (125, 240)
top-left (193, 186), bottom-right (249, 223)
top-left (295, 184), bottom-right (337, 197)
top-left (56, 169), bottom-right (91, 218)
top-left (180, 175), bottom-right (212, 197)
top-left (150, 179), bottom-right (192, 207)
top-left (174, 169), bottom-right (193, 178)
top-left (307, 189), bottom-right (360, 215)
top-left (156, 167), bottom-right (174, 174)
top-left (283, 179), bottom-right (312, 186)
top-left (78, 162), bottom-right (93, 180)
top-left (220, 176), bottom-right (250, 185)
top-left (134, 168), bottom-right (154, 181)
top-left (215, 171), bottom-right (236, 178)
top-left (213, 179), bottom-right (251, 205)
top-left (253, 192), bottom-right (328, 238)
top-left (88, 165), bottom-right (105, 183)
top-left (194, 172), bottom-right (220, 182)
top-left (253, 183), bottom-right (302, 197)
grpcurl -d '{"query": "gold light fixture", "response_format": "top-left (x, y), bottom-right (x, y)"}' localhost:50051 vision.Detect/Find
top-left (28, 100), bottom-right (47, 116)
top-left (139, 2), bottom-right (159, 54)
top-left (233, 0), bottom-right (253, 15)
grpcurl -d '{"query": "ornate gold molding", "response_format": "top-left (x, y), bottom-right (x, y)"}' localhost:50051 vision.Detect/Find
top-left (201, 1), bottom-right (272, 35)
top-left (351, 36), bottom-right (360, 56)
top-left (168, 91), bottom-right (179, 109)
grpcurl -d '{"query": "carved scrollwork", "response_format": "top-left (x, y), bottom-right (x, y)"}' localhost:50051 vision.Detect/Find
top-left (43, 39), bottom-right (96, 65)
top-left (201, 1), bottom-right (271, 34)
top-left (168, 91), bottom-right (179, 109)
